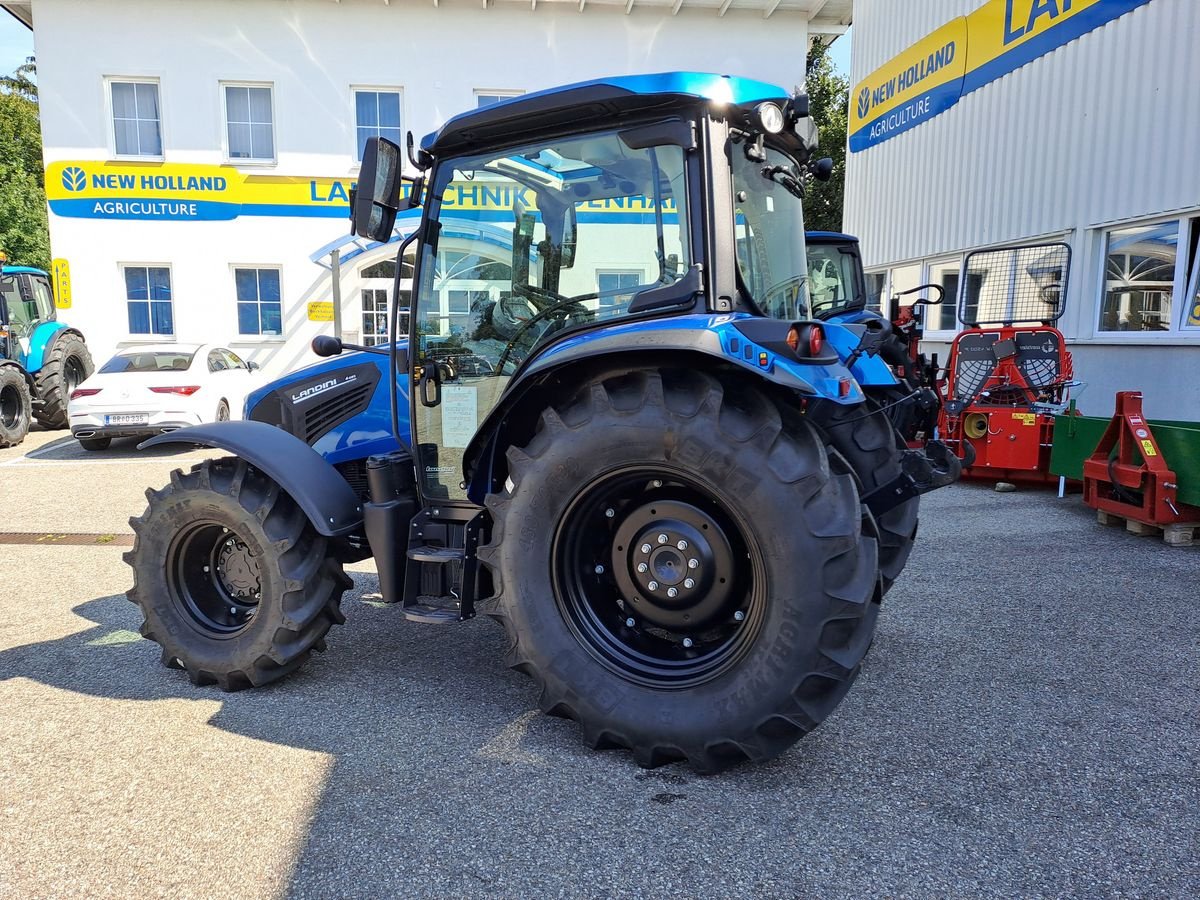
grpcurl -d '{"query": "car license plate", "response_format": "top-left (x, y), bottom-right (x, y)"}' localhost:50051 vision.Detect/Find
top-left (104, 414), bottom-right (149, 426)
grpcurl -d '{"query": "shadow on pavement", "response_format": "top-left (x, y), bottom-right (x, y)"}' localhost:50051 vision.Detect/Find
top-left (14, 433), bottom-right (208, 462)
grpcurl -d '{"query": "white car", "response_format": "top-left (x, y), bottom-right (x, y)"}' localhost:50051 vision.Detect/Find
top-left (68, 343), bottom-right (259, 450)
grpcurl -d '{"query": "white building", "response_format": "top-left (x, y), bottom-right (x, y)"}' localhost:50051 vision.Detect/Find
top-left (6, 0), bottom-right (851, 379)
top-left (845, 0), bottom-right (1200, 421)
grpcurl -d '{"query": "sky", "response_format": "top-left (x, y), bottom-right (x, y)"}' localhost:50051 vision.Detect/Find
top-left (0, 12), bottom-right (851, 86)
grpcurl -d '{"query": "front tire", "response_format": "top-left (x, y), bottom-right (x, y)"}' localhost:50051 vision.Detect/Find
top-left (481, 369), bottom-right (879, 772)
top-left (125, 457), bottom-right (351, 690)
top-left (0, 366), bottom-right (32, 448)
top-left (34, 331), bottom-right (93, 429)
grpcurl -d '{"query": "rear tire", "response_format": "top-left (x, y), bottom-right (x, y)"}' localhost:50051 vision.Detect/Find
top-left (79, 436), bottom-right (111, 451)
top-left (481, 369), bottom-right (880, 772)
top-left (808, 398), bottom-right (919, 593)
top-left (216, 399), bottom-right (230, 422)
top-left (34, 331), bottom-right (93, 429)
top-left (0, 365), bottom-right (32, 448)
top-left (125, 457), bottom-right (351, 690)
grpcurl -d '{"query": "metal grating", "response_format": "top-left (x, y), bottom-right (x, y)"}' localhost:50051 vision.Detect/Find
top-left (958, 243), bottom-right (1071, 327)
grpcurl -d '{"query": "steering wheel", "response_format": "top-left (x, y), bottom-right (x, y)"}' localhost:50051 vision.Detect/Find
top-left (495, 292), bottom-right (599, 374)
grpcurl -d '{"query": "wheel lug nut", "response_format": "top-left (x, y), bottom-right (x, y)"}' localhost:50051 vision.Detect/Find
top-left (651, 479), bottom-right (662, 488)
top-left (229, 607), bottom-right (237, 615)
top-left (734, 610), bottom-right (745, 622)
top-left (666, 587), bottom-right (678, 598)
top-left (641, 543), bottom-right (652, 554)
top-left (594, 564), bottom-right (605, 574)
top-left (625, 617), bottom-right (635, 627)
top-left (637, 563), bottom-right (648, 573)
top-left (657, 533), bottom-right (668, 544)
top-left (648, 581), bottom-right (659, 591)
top-left (605, 508), bottom-right (615, 518)
top-left (687, 558), bottom-right (699, 569)
top-left (202, 565), bottom-right (210, 572)
top-left (677, 539), bottom-right (688, 550)
top-left (683, 578), bottom-right (695, 589)
top-left (682, 638), bottom-right (694, 648)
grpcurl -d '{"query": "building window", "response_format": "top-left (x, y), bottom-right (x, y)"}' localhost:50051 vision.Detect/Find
top-left (1097, 221), bottom-right (1180, 333)
top-left (925, 258), bottom-right (963, 332)
top-left (354, 88), bottom-right (402, 161)
top-left (234, 268), bottom-right (282, 336)
top-left (475, 90), bottom-right (523, 108)
top-left (110, 80), bottom-right (162, 157)
top-left (597, 271), bottom-right (643, 310)
top-left (224, 84), bottom-right (274, 161)
top-left (864, 271), bottom-right (888, 312)
top-left (360, 289), bottom-right (410, 345)
top-left (124, 266), bottom-right (173, 336)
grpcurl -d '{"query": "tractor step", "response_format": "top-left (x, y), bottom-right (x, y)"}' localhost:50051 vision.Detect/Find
top-left (407, 544), bottom-right (466, 563)
top-left (403, 597), bottom-right (464, 624)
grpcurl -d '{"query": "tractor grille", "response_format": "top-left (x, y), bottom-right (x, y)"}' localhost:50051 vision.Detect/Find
top-left (303, 383), bottom-right (373, 445)
top-left (335, 458), bottom-right (371, 503)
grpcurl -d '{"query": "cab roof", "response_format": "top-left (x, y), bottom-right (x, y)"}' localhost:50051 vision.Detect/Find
top-left (806, 231), bottom-right (858, 244)
top-left (422, 72), bottom-right (789, 157)
top-left (1, 265), bottom-right (48, 276)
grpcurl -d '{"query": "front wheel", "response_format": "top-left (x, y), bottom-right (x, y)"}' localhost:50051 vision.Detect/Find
top-left (0, 366), bottom-right (32, 448)
top-left (481, 369), bottom-right (880, 772)
top-left (125, 457), bottom-right (351, 690)
top-left (33, 332), bottom-right (93, 429)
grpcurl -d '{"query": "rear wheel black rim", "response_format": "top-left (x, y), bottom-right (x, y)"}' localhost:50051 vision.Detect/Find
top-left (64, 356), bottom-right (85, 394)
top-left (0, 384), bottom-right (19, 428)
top-left (168, 522), bottom-right (261, 635)
top-left (552, 466), bottom-right (765, 689)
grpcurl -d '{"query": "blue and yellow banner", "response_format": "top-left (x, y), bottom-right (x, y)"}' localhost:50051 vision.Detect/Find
top-left (44, 160), bottom-right (678, 225)
top-left (850, 0), bottom-right (1156, 152)
top-left (45, 160), bottom-right (355, 221)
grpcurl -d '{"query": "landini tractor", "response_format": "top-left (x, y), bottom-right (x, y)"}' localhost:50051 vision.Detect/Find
top-left (0, 255), bottom-right (95, 447)
top-left (126, 74), bottom-right (959, 771)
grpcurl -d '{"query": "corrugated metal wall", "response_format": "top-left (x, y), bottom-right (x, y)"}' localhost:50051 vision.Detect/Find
top-left (844, 0), bottom-right (1200, 421)
top-left (845, 0), bottom-right (1200, 267)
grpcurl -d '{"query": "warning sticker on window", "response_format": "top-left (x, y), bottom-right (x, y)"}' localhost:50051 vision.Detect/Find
top-left (441, 385), bottom-right (478, 449)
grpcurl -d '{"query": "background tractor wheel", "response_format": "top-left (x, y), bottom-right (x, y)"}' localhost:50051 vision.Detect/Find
top-left (808, 398), bottom-right (919, 594)
top-left (34, 331), bottom-right (93, 429)
top-left (0, 366), bottom-right (32, 448)
top-left (480, 368), bottom-right (879, 772)
top-left (125, 457), bottom-right (352, 690)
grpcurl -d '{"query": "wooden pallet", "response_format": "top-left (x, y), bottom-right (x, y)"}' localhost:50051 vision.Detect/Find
top-left (1096, 509), bottom-right (1198, 547)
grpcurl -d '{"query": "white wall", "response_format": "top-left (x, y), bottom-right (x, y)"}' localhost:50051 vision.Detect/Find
top-left (31, 0), bottom-right (812, 379)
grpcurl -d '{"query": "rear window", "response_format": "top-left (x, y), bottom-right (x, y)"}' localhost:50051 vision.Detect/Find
top-left (100, 350), bottom-right (196, 373)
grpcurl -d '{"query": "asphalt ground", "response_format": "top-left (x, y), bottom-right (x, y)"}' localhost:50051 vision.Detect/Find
top-left (0, 427), bottom-right (1197, 898)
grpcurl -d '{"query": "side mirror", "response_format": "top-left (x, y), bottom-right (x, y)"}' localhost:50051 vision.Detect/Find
top-left (810, 157), bottom-right (834, 181)
top-left (353, 137), bottom-right (405, 242)
top-left (312, 335), bottom-right (344, 357)
top-left (247, 360), bottom-right (260, 371)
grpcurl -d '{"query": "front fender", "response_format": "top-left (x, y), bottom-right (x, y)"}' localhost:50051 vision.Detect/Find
top-left (822, 321), bottom-right (901, 387)
top-left (139, 420), bottom-right (363, 537)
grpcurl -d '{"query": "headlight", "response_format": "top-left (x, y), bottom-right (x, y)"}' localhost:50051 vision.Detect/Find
top-left (753, 102), bottom-right (786, 134)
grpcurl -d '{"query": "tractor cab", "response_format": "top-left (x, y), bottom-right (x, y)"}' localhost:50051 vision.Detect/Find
top-left (805, 231), bottom-right (868, 320)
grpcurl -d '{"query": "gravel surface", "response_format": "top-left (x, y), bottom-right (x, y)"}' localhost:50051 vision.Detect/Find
top-left (0, 429), bottom-right (1196, 898)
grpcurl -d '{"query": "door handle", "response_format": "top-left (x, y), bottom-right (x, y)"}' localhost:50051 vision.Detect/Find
top-left (419, 363), bottom-right (442, 408)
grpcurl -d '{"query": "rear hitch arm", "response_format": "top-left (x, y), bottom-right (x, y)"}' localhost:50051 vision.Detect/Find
top-left (860, 440), bottom-right (962, 518)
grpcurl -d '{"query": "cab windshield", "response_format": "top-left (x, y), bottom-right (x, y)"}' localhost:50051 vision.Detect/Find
top-left (731, 143), bottom-right (810, 319)
top-left (413, 129), bottom-right (691, 375)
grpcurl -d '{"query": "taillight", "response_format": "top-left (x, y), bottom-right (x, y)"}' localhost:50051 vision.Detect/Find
top-left (786, 324), bottom-right (825, 358)
top-left (150, 386), bottom-right (202, 396)
top-left (70, 388), bottom-right (102, 400)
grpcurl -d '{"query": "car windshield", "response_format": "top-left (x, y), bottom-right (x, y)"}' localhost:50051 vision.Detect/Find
top-left (731, 143), bottom-right (810, 320)
top-left (101, 350), bottom-right (196, 373)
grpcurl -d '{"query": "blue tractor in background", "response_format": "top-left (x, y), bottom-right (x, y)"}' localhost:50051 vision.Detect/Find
top-left (126, 73), bottom-right (959, 771)
top-left (0, 255), bottom-right (95, 447)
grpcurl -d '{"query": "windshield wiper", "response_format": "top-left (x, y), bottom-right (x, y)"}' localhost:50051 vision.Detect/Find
top-left (761, 164), bottom-right (805, 200)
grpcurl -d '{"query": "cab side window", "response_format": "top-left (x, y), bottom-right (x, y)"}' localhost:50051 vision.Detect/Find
top-left (29, 276), bottom-right (55, 321)
top-left (208, 350), bottom-right (229, 372)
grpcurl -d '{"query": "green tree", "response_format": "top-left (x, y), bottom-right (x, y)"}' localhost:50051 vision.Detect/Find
top-left (0, 56), bottom-right (50, 271)
top-left (805, 37), bottom-right (849, 233)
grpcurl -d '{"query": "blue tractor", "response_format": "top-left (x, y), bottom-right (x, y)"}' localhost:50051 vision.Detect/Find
top-left (0, 256), bottom-right (95, 447)
top-left (126, 74), bottom-right (958, 771)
